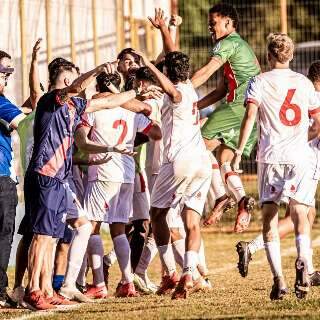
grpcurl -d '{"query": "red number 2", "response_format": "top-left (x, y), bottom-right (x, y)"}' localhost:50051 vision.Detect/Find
top-left (192, 102), bottom-right (200, 125)
top-left (113, 120), bottom-right (128, 144)
top-left (279, 89), bottom-right (301, 126)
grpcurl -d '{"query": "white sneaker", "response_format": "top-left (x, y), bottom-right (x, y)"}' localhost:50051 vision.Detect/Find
top-left (59, 286), bottom-right (92, 303)
top-left (10, 286), bottom-right (26, 307)
top-left (134, 273), bottom-right (158, 294)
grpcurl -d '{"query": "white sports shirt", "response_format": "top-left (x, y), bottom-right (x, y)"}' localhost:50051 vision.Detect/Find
top-left (245, 69), bottom-right (320, 164)
top-left (161, 79), bottom-right (206, 163)
top-left (81, 107), bottom-right (152, 183)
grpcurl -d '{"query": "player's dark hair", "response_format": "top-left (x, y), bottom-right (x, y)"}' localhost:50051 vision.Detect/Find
top-left (0, 50), bottom-right (11, 61)
top-left (124, 68), bottom-right (137, 91)
top-left (155, 60), bottom-right (165, 73)
top-left (96, 71), bottom-right (121, 93)
top-left (48, 57), bottom-right (80, 87)
top-left (164, 51), bottom-right (190, 83)
top-left (135, 66), bottom-right (157, 84)
top-left (209, 3), bottom-right (239, 29)
top-left (308, 60), bottom-right (320, 83)
top-left (117, 48), bottom-right (141, 65)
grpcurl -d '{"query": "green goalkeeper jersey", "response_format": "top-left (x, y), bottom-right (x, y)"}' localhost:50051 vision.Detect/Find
top-left (211, 32), bottom-right (260, 103)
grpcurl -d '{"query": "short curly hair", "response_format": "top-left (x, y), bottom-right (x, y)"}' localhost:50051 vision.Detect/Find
top-left (96, 71), bottom-right (121, 93)
top-left (308, 60), bottom-right (320, 83)
top-left (267, 33), bottom-right (294, 64)
top-left (164, 51), bottom-right (190, 83)
top-left (135, 66), bottom-right (157, 84)
top-left (209, 3), bottom-right (239, 29)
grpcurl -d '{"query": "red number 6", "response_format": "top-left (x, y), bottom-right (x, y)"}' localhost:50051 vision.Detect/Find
top-left (279, 89), bottom-right (301, 126)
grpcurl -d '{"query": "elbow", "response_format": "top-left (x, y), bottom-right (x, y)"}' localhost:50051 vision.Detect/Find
top-left (149, 127), bottom-right (162, 141)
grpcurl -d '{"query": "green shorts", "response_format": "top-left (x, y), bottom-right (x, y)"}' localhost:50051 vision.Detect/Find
top-left (201, 100), bottom-right (257, 157)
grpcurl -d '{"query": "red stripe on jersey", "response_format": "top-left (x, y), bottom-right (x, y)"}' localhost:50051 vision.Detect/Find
top-left (224, 171), bottom-right (238, 183)
top-left (142, 122), bottom-right (152, 135)
top-left (139, 172), bottom-right (146, 192)
top-left (212, 164), bottom-right (219, 170)
top-left (309, 107), bottom-right (320, 116)
top-left (245, 98), bottom-right (259, 107)
top-left (224, 62), bottom-right (237, 103)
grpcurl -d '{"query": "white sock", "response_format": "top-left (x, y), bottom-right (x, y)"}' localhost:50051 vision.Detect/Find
top-left (265, 240), bottom-right (283, 278)
top-left (113, 234), bottom-right (133, 284)
top-left (296, 234), bottom-right (311, 273)
top-left (308, 248), bottom-right (315, 274)
top-left (183, 250), bottom-right (199, 275)
top-left (77, 253), bottom-right (88, 286)
top-left (172, 239), bottom-right (185, 269)
top-left (248, 234), bottom-right (264, 254)
top-left (63, 222), bottom-right (92, 288)
top-left (104, 248), bottom-right (117, 267)
top-left (87, 234), bottom-right (105, 287)
top-left (207, 151), bottom-right (226, 200)
top-left (220, 162), bottom-right (245, 202)
top-left (198, 239), bottom-right (209, 276)
top-left (158, 244), bottom-right (176, 276)
top-left (135, 237), bottom-right (158, 275)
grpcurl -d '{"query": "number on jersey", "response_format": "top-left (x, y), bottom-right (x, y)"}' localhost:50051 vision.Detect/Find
top-left (279, 89), bottom-right (301, 126)
top-left (113, 120), bottom-right (128, 144)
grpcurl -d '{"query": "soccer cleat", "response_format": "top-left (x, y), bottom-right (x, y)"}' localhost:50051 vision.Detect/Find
top-left (191, 276), bottom-right (213, 293)
top-left (85, 285), bottom-right (108, 299)
top-left (203, 195), bottom-right (236, 226)
top-left (234, 196), bottom-right (255, 233)
top-left (270, 276), bottom-right (288, 300)
top-left (45, 292), bottom-right (77, 306)
top-left (0, 290), bottom-right (18, 308)
top-left (115, 282), bottom-right (139, 298)
top-left (10, 286), bottom-right (25, 307)
top-left (309, 271), bottom-right (320, 286)
top-left (156, 272), bottom-right (179, 295)
top-left (59, 286), bottom-right (92, 303)
top-left (133, 273), bottom-right (158, 295)
top-left (23, 290), bottom-right (57, 310)
top-left (76, 282), bottom-right (87, 294)
top-left (294, 257), bottom-right (310, 299)
top-left (236, 241), bottom-right (252, 277)
top-left (171, 274), bottom-right (193, 300)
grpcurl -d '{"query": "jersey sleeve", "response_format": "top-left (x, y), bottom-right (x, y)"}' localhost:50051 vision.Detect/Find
top-left (244, 76), bottom-right (262, 107)
top-left (135, 113), bottom-right (152, 134)
top-left (307, 84), bottom-right (320, 116)
top-left (211, 38), bottom-right (236, 63)
top-left (76, 112), bottom-right (95, 130)
top-left (144, 98), bottom-right (162, 121)
top-left (72, 97), bottom-right (89, 116)
top-left (0, 96), bottom-right (23, 126)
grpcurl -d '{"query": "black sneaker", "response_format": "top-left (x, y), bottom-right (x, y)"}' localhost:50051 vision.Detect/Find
top-left (295, 257), bottom-right (310, 299)
top-left (310, 271), bottom-right (320, 286)
top-left (0, 290), bottom-right (18, 308)
top-left (270, 276), bottom-right (288, 300)
top-left (236, 241), bottom-right (252, 277)
top-left (75, 282), bottom-right (87, 294)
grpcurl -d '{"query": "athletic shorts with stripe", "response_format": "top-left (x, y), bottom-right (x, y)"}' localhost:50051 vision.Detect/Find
top-left (84, 180), bottom-right (134, 224)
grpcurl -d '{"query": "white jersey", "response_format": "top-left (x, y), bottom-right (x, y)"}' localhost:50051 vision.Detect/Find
top-left (245, 69), bottom-right (320, 164)
top-left (82, 107), bottom-right (152, 183)
top-left (145, 97), bottom-right (164, 175)
top-left (161, 80), bottom-right (206, 163)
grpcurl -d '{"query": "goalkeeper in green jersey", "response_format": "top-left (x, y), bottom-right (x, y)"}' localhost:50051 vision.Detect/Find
top-left (191, 3), bottom-right (260, 232)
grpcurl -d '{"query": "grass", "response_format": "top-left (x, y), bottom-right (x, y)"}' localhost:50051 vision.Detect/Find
top-left (2, 176), bottom-right (320, 319)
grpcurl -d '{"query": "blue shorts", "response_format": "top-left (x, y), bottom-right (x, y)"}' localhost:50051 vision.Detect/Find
top-left (58, 225), bottom-right (74, 244)
top-left (24, 171), bottom-right (82, 238)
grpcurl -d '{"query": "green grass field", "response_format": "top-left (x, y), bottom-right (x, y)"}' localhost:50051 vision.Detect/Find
top-left (2, 176), bottom-right (320, 320)
top-left (2, 224), bottom-right (320, 320)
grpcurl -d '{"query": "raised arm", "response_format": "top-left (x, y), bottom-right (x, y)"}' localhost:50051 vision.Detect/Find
top-left (134, 50), bottom-right (181, 103)
top-left (191, 57), bottom-right (223, 89)
top-left (232, 103), bottom-right (258, 171)
top-left (197, 78), bottom-right (228, 110)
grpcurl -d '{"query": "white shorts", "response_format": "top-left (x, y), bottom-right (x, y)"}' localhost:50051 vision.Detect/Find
top-left (151, 154), bottom-right (211, 215)
top-left (131, 171), bottom-right (150, 221)
top-left (64, 181), bottom-right (87, 220)
top-left (167, 205), bottom-right (184, 229)
top-left (258, 162), bottom-right (315, 206)
top-left (84, 181), bottom-right (134, 224)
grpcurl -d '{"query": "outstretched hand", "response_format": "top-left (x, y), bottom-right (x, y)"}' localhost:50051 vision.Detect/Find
top-left (148, 8), bottom-right (167, 29)
top-left (131, 50), bottom-right (150, 66)
top-left (113, 144), bottom-right (137, 156)
top-left (32, 38), bottom-right (42, 61)
top-left (232, 153), bottom-right (243, 174)
top-left (88, 154), bottom-right (112, 165)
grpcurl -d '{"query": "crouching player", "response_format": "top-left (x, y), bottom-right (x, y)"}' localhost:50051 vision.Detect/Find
top-left (135, 50), bottom-right (212, 299)
top-left (234, 33), bottom-right (320, 300)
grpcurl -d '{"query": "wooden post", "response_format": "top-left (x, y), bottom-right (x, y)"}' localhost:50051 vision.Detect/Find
top-left (280, 0), bottom-right (287, 34)
top-left (92, 0), bottom-right (99, 66)
top-left (145, 21), bottom-right (153, 59)
top-left (45, 0), bottom-right (52, 65)
top-left (69, 0), bottom-right (76, 63)
top-left (128, 0), bottom-right (136, 48)
top-left (116, 0), bottom-right (125, 52)
top-left (171, 0), bottom-right (179, 49)
top-left (19, 0), bottom-right (28, 101)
